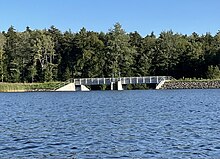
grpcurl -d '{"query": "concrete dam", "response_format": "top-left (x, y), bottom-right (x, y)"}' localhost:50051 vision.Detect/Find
top-left (56, 76), bottom-right (172, 91)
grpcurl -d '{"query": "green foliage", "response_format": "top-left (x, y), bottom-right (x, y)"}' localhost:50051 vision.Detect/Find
top-left (105, 23), bottom-right (136, 77)
top-left (206, 65), bottom-right (220, 79)
top-left (44, 66), bottom-right (53, 82)
top-left (64, 66), bottom-right (71, 80)
top-left (0, 23), bottom-right (219, 83)
top-left (74, 29), bottom-right (105, 78)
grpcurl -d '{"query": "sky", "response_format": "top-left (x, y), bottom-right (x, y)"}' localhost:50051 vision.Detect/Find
top-left (0, 0), bottom-right (220, 36)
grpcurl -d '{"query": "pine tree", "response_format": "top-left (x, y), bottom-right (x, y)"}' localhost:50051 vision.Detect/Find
top-left (0, 33), bottom-right (6, 82)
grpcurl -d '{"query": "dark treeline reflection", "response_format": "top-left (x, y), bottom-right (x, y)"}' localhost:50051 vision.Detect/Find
top-left (0, 23), bottom-right (219, 82)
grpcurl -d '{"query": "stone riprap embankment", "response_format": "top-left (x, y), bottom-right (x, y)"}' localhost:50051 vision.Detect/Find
top-left (162, 80), bottom-right (220, 89)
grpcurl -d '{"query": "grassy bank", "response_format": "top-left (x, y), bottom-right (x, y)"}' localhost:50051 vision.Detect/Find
top-left (0, 82), bottom-right (63, 92)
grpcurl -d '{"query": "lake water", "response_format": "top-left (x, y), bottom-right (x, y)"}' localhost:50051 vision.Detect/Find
top-left (0, 89), bottom-right (220, 159)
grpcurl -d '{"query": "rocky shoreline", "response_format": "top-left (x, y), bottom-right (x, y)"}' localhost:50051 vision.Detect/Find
top-left (162, 80), bottom-right (220, 89)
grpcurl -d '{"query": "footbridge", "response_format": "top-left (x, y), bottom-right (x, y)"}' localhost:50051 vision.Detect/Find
top-left (56, 76), bottom-right (172, 91)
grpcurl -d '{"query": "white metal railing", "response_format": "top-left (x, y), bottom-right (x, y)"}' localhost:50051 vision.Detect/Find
top-left (70, 76), bottom-right (171, 86)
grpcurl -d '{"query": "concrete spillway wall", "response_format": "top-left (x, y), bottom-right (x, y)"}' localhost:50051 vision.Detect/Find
top-left (56, 83), bottom-right (90, 91)
top-left (162, 80), bottom-right (220, 89)
top-left (56, 83), bottom-right (76, 91)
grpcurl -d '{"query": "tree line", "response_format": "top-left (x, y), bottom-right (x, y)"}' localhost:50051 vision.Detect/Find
top-left (0, 23), bottom-right (219, 83)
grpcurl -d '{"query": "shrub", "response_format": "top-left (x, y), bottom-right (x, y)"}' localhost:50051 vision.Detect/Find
top-left (206, 65), bottom-right (220, 79)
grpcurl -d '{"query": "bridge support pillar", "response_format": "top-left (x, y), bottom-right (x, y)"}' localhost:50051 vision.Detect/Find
top-left (80, 85), bottom-right (90, 91)
top-left (75, 85), bottom-right (90, 91)
top-left (111, 82), bottom-right (114, 90)
top-left (117, 80), bottom-right (123, 90)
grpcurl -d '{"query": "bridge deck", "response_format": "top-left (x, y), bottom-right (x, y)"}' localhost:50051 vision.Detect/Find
top-left (72, 76), bottom-right (171, 86)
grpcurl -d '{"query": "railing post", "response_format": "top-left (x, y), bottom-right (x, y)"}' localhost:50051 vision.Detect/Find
top-left (111, 82), bottom-right (114, 90)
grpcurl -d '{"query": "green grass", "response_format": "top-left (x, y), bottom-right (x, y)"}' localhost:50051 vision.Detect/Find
top-left (0, 82), bottom-right (63, 92)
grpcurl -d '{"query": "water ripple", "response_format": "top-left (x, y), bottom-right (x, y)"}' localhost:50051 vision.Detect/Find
top-left (0, 90), bottom-right (220, 158)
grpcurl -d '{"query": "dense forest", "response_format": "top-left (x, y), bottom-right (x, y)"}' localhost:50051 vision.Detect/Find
top-left (0, 23), bottom-right (220, 83)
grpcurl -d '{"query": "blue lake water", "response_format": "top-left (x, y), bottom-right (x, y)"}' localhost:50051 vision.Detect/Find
top-left (0, 89), bottom-right (220, 158)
